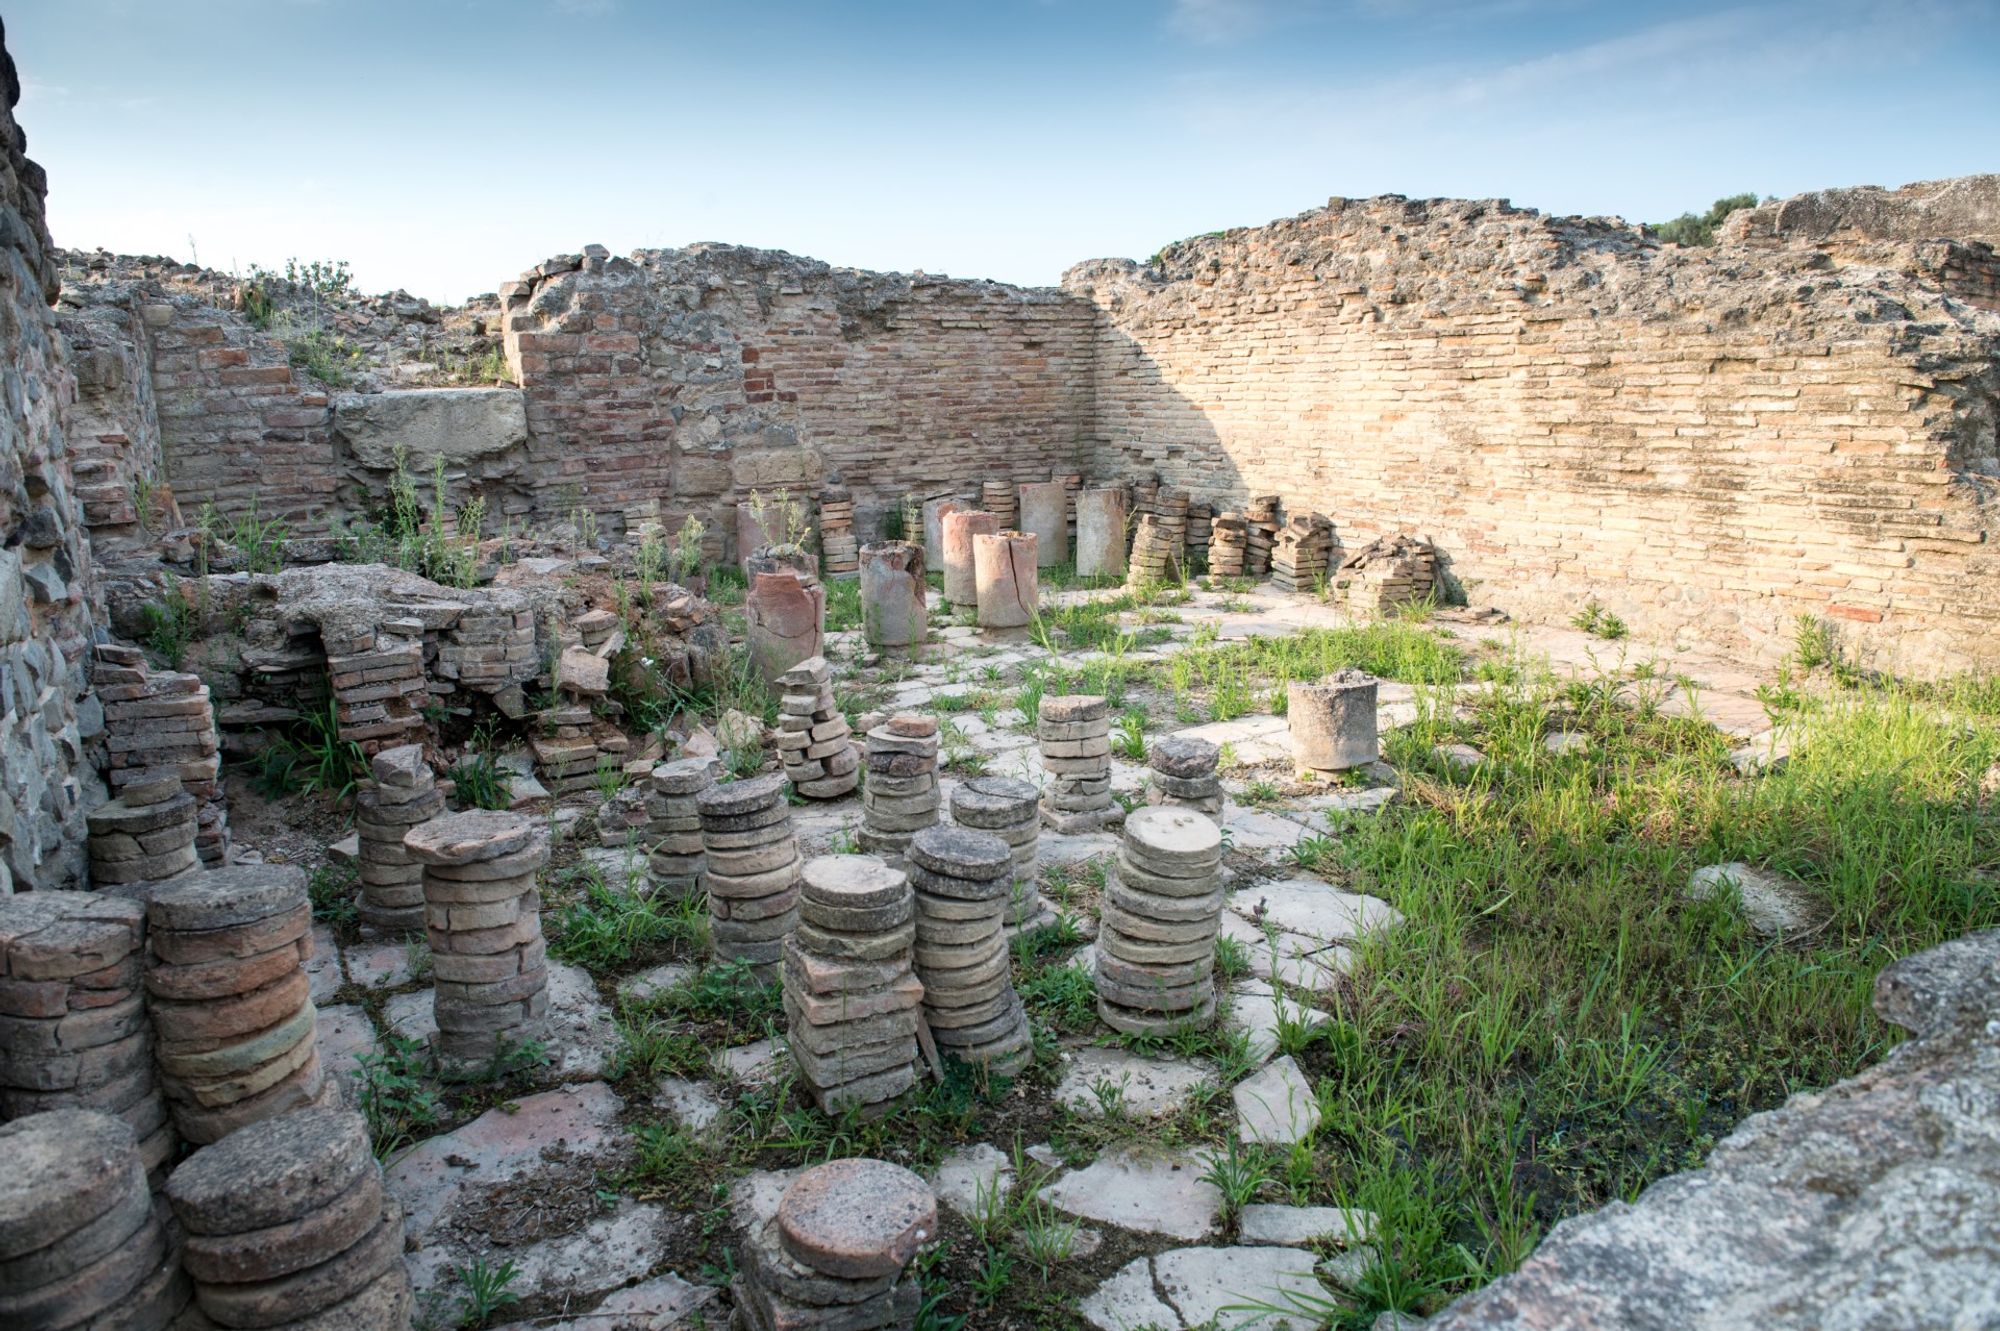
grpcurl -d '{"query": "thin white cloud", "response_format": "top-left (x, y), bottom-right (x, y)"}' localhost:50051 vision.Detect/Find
top-left (1167, 0), bottom-right (1273, 43)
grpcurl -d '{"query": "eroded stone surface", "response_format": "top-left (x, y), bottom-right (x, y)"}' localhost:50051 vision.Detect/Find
top-left (1056, 1045), bottom-right (1212, 1119)
top-left (1037, 1146), bottom-right (1222, 1241)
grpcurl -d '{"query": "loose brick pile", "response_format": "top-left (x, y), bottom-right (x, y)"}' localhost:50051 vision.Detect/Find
top-left (1339, 534), bottom-right (1438, 612)
top-left (1271, 512), bottom-right (1336, 593)
top-left (352, 743), bottom-right (442, 934)
top-left (784, 855), bottom-right (924, 1116)
top-left (1209, 511), bottom-right (1249, 577)
top-left (817, 486), bottom-right (858, 577)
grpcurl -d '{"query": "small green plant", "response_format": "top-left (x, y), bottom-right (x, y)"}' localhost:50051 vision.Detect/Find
top-left (140, 584), bottom-right (197, 670)
top-left (448, 1257), bottom-right (521, 1329)
top-left (354, 1035), bottom-right (442, 1156)
top-left (747, 487), bottom-right (813, 552)
top-left (446, 749), bottom-right (513, 811)
top-left (1199, 1138), bottom-right (1272, 1220)
top-left (286, 328), bottom-right (361, 387)
top-left (1214, 932), bottom-right (1251, 980)
top-left (670, 514), bottom-right (707, 583)
top-left (305, 861), bottom-right (358, 931)
top-left (1570, 599), bottom-right (1628, 640)
top-left (1112, 709), bottom-right (1147, 761)
top-left (1792, 613), bottom-right (1836, 671)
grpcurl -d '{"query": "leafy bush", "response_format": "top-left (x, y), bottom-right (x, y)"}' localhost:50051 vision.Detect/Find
top-left (1651, 193), bottom-right (1759, 246)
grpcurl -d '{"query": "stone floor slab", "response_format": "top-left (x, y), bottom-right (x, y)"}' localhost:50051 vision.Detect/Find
top-left (1234, 1055), bottom-right (1321, 1145)
top-left (1056, 1045), bottom-right (1212, 1119)
top-left (1037, 1146), bottom-right (1221, 1241)
top-left (932, 1142), bottom-right (1014, 1220)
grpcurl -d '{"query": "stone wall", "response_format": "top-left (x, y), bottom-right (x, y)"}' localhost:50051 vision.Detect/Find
top-left (0, 22), bottom-right (102, 892)
top-left (1065, 196), bottom-right (2000, 675)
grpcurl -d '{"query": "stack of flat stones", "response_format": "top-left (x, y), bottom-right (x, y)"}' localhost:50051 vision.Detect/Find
top-left (645, 758), bottom-right (715, 899)
top-left (146, 866), bottom-right (331, 1144)
top-left (948, 775), bottom-right (1042, 930)
top-left (1126, 513), bottom-right (1182, 587)
top-left (0, 1111), bottom-right (191, 1330)
top-left (1097, 806), bottom-right (1224, 1035)
top-left (86, 775), bottom-right (198, 894)
top-left (351, 743), bottom-right (443, 934)
top-left (1147, 736), bottom-right (1224, 822)
top-left (166, 1108), bottom-right (411, 1329)
top-left (324, 625), bottom-right (428, 755)
top-left (733, 1158), bottom-right (936, 1331)
top-left (1270, 513), bottom-right (1335, 593)
top-left (1208, 511), bottom-right (1249, 577)
top-left (93, 643), bottom-right (228, 867)
top-left (1186, 501), bottom-right (1214, 570)
top-left (698, 774), bottom-right (801, 983)
top-left (857, 714), bottom-right (940, 862)
top-left (406, 811), bottom-right (550, 1079)
top-left (980, 478), bottom-right (1017, 533)
top-left (783, 855), bottom-right (922, 1117)
top-left (818, 486), bottom-right (859, 578)
top-left (0, 893), bottom-right (175, 1182)
top-left (907, 826), bottom-right (1032, 1076)
top-left (1038, 694), bottom-right (1120, 833)
top-left (1245, 495), bottom-right (1281, 575)
top-left (1156, 485), bottom-right (1191, 565)
top-left (775, 656), bottom-right (859, 799)
top-left (530, 698), bottom-right (603, 796)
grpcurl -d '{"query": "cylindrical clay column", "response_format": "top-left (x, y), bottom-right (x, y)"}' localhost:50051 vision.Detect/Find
top-left (1075, 486), bottom-right (1128, 579)
top-left (745, 569), bottom-right (826, 685)
top-left (859, 540), bottom-right (928, 658)
top-left (942, 509), bottom-right (1000, 609)
top-left (921, 497), bottom-right (959, 572)
top-left (1288, 668), bottom-right (1380, 774)
top-left (973, 531), bottom-right (1038, 630)
top-left (1016, 481), bottom-right (1068, 568)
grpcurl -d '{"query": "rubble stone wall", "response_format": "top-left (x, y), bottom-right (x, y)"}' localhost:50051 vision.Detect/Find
top-left (0, 23), bottom-right (102, 892)
top-left (1065, 197), bottom-right (2000, 675)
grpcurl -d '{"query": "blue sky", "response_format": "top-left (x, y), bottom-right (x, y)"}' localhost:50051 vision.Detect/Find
top-left (11, 0), bottom-right (1997, 302)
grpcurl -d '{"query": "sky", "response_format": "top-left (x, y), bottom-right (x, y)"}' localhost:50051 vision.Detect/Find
top-left (10, 0), bottom-right (1998, 303)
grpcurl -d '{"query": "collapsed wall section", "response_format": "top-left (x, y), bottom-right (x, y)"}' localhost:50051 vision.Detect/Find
top-left (1066, 197), bottom-right (2000, 674)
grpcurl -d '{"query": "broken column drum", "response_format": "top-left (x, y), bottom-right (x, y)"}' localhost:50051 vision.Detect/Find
top-left (406, 810), bottom-right (551, 1079)
top-left (732, 1158), bottom-right (937, 1329)
top-left (1288, 668), bottom-right (1380, 774)
top-left (858, 715), bottom-right (941, 861)
top-left (1038, 694), bottom-right (1120, 833)
top-left (352, 743), bottom-right (443, 934)
top-left (86, 775), bottom-right (199, 893)
top-left (166, 1107), bottom-right (412, 1328)
top-left (1016, 480), bottom-right (1069, 568)
top-left (0, 1111), bottom-right (192, 1329)
top-left (775, 656), bottom-right (859, 799)
top-left (920, 496), bottom-right (959, 572)
top-left (941, 508), bottom-right (1001, 610)
top-left (972, 530), bottom-right (1038, 630)
top-left (697, 773), bottom-right (801, 983)
top-left (1147, 736), bottom-right (1223, 822)
top-left (644, 758), bottom-right (715, 900)
top-left (1075, 486), bottom-right (1129, 579)
top-left (858, 540), bottom-right (928, 658)
top-left (907, 825), bottom-right (1034, 1076)
top-left (745, 568), bottom-right (826, 686)
top-left (0, 891), bottom-right (177, 1182)
top-left (783, 855), bottom-right (924, 1117)
top-left (144, 865), bottom-right (332, 1144)
top-left (1097, 805), bottom-right (1224, 1035)
top-left (948, 775), bottom-right (1041, 930)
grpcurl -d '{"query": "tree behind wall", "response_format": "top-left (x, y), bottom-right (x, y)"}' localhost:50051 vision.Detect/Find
top-left (1651, 193), bottom-right (1761, 246)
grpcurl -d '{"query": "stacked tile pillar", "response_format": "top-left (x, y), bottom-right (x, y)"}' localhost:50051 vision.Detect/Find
top-left (775, 656), bottom-right (859, 798)
top-left (644, 758), bottom-right (715, 899)
top-left (352, 742), bottom-right (442, 935)
top-left (1097, 806), bottom-right (1224, 1035)
top-left (784, 855), bottom-right (923, 1117)
top-left (1038, 694), bottom-right (1119, 833)
top-left (93, 643), bottom-right (229, 866)
top-left (697, 774), bottom-right (801, 983)
top-left (980, 480), bottom-right (1017, 533)
top-left (949, 775), bottom-right (1042, 931)
top-left (907, 826), bottom-right (1033, 1076)
top-left (86, 774), bottom-right (199, 893)
top-left (1127, 513), bottom-right (1182, 587)
top-left (858, 715), bottom-right (940, 862)
top-left (406, 811), bottom-right (550, 1079)
top-left (733, 1159), bottom-right (936, 1329)
top-left (1147, 736), bottom-right (1224, 822)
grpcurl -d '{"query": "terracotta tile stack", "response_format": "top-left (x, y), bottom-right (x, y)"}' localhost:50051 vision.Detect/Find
top-left (1058, 472), bottom-right (1082, 552)
top-left (406, 811), bottom-right (550, 1079)
top-left (907, 826), bottom-right (1033, 1076)
top-left (1038, 694), bottom-right (1120, 834)
top-left (980, 479), bottom-right (1017, 534)
top-left (949, 775), bottom-right (1042, 930)
top-left (1147, 737), bottom-right (1224, 822)
top-left (0, 892), bottom-right (176, 1183)
top-left (1156, 486), bottom-right (1191, 569)
top-left (1271, 513), bottom-right (1336, 593)
top-left (1132, 477), bottom-right (1161, 525)
top-left (733, 1159), bottom-right (935, 1330)
top-left (352, 743), bottom-right (442, 935)
top-left (145, 866), bottom-right (332, 1144)
top-left (1096, 806), bottom-right (1223, 1035)
top-left (434, 599), bottom-right (538, 696)
top-left (166, 1108), bottom-right (411, 1328)
top-left (93, 643), bottom-right (228, 867)
top-left (1340, 534), bottom-right (1439, 613)
top-left (697, 773), bottom-right (801, 983)
top-left (1126, 514), bottom-right (1183, 588)
top-left (784, 855), bottom-right (923, 1117)
top-left (645, 758), bottom-right (715, 900)
top-left (775, 656), bottom-right (859, 799)
top-left (86, 774), bottom-right (199, 893)
top-left (324, 624), bottom-right (428, 755)
top-left (1245, 495), bottom-right (1281, 576)
top-left (858, 715), bottom-right (940, 862)
top-left (1208, 511), bottom-right (1249, 578)
top-left (533, 639), bottom-right (609, 797)
top-left (817, 486), bottom-right (859, 578)
top-left (1185, 501), bottom-right (1214, 572)
top-left (0, 1111), bottom-right (192, 1329)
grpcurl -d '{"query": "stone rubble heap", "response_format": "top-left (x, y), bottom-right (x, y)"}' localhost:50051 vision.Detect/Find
top-left (1270, 513), bottom-right (1336, 593)
top-left (1208, 511), bottom-right (1249, 578)
top-left (0, 892), bottom-right (176, 1183)
top-left (1147, 736), bottom-right (1224, 822)
top-left (644, 758), bottom-right (716, 900)
top-left (858, 715), bottom-right (941, 862)
top-left (948, 775), bottom-right (1042, 930)
top-left (775, 656), bottom-right (859, 799)
top-left (351, 743), bottom-right (442, 935)
top-left (907, 826), bottom-right (1033, 1076)
top-left (698, 773), bottom-right (802, 983)
top-left (1126, 513), bottom-right (1182, 587)
top-left (783, 855), bottom-right (924, 1117)
top-left (145, 865), bottom-right (331, 1144)
top-left (817, 486), bottom-right (859, 578)
top-left (0, 1111), bottom-right (192, 1330)
top-left (1340, 533), bottom-right (1439, 612)
top-left (533, 639), bottom-right (612, 796)
top-left (85, 774), bottom-right (199, 894)
top-left (1097, 805), bottom-right (1224, 1035)
top-left (92, 642), bottom-right (228, 868)
top-left (1245, 495), bottom-right (1281, 576)
top-left (407, 810), bottom-right (551, 1079)
top-left (980, 479), bottom-right (1018, 533)
top-left (166, 1108), bottom-right (411, 1329)
top-left (1038, 694), bottom-right (1121, 834)
top-left (733, 1158), bottom-right (937, 1331)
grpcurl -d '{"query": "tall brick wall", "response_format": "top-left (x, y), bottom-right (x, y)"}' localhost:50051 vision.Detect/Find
top-left (1066, 196), bottom-right (2000, 675)
top-left (0, 22), bottom-right (103, 892)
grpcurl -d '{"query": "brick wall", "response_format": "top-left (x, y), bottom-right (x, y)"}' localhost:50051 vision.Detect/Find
top-left (1066, 196), bottom-right (2000, 676)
